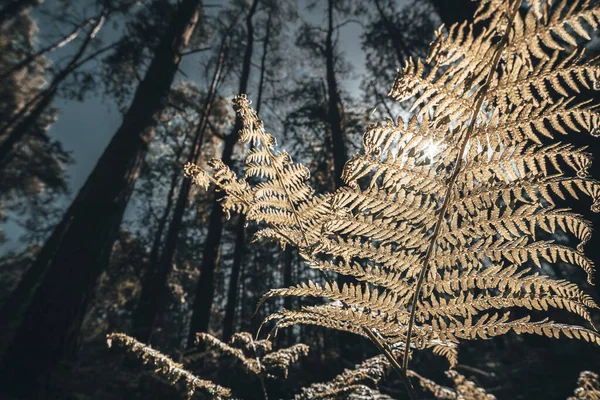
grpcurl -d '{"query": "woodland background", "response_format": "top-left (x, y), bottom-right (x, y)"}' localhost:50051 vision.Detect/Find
top-left (0, 0), bottom-right (599, 398)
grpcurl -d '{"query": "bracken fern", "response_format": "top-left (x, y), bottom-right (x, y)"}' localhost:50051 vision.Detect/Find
top-left (185, 0), bottom-right (600, 394)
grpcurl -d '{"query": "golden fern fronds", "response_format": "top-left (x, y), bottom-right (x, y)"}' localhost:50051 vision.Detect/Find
top-left (296, 349), bottom-right (488, 400)
top-left (409, 370), bottom-right (496, 400)
top-left (185, 95), bottom-right (332, 250)
top-left (569, 371), bottom-right (600, 400)
top-left (196, 331), bottom-right (308, 379)
top-left (186, 0), bottom-right (600, 387)
top-left (295, 353), bottom-right (391, 399)
top-left (106, 333), bottom-right (231, 399)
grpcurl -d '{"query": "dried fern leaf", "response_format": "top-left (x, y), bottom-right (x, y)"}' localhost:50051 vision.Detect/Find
top-left (187, 0), bottom-right (600, 381)
top-left (569, 371), bottom-right (600, 400)
top-left (106, 333), bottom-right (231, 399)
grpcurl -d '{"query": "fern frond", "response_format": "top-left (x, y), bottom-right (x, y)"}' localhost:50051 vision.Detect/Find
top-left (107, 333), bottom-right (231, 399)
top-left (510, 0), bottom-right (600, 59)
top-left (187, 0), bottom-right (600, 382)
top-left (196, 332), bottom-right (262, 374)
top-left (257, 281), bottom-right (403, 318)
top-left (262, 344), bottom-right (310, 379)
top-left (569, 370), bottom-right (600, 400)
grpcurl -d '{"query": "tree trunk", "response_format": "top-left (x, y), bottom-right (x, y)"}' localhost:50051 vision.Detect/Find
top-left (187, 134), bottom-right (235, 346)
top-left (222, 7), bottom-right (271, 342)
top-left (132, 40), bottom-right (227, 343)
top-left (278, 247), bottom-right (294, 346)
top-left (187, 0), bottom-right (259, 347)
top-left (222, 215), bottom-right (246, 342)
top-left (323, 0), bottom-right (362, 362)
top-left (0, 13), bottom-right (106, 168)
top-left (148, 153), bottom-right (184, 272)
top-left (0, 0), bottom-right (43, 26)
top-left (130, 152), bottom-right (182, 338)
top-left (325, 0), bottom-right (347, 191)
top-left (0, 0), bottom-right (202, 395)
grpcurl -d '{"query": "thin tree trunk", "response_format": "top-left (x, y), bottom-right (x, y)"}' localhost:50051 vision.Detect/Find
top-left (0, 0), bottom-right (43, 26)
top-left (130, 148), bottom-right (184, 337)
top-left (0, 13), bottom-right (106, 168)
top-left (325, 0), bottom-right (347, 191)
top-left (0, 0), bottom-right (202, 395)
top-left (222, 8), bottom-right (271, 342)
top-left (278, 247), bottom-right (294, 346)
top-left (188, 0), bottom-right (260, 348)
top-left (132, 39), bottom-right (227, 343)
top-left (148, 152), bottom-right (184, 271)
top-left (222, 215), bottom-right (246, 342)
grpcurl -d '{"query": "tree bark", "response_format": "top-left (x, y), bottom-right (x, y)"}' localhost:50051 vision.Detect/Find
top-left (0, 0), bottom-right (202, 395)
top-left (222, 7), bottom-right (271, 342)
top-left (132, 40), bottom-right (227, 343)
top-left (187, 0), bottom-right (260, 347)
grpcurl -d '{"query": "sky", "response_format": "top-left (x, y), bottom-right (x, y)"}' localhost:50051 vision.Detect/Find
top-left (1, 0), bottom-right (404, 253)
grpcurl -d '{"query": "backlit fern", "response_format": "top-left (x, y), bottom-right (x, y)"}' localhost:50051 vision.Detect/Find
top-left (185, 0), bottom-right (600, 394)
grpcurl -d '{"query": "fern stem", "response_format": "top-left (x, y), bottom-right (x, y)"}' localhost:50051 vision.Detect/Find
top-left (259, 376), bottom-right (269, 400)
top-left (401, 0), bottom-right (522, 372)
top-left (364, 327), bottom-right (417, 399)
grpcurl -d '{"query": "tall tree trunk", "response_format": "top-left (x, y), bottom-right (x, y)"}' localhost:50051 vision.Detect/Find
top-left (130, 147), bottom-right (184, 339)
top-left (132, 40), bottom-right (227, 343)
top-left (0, 0), bottom-right (202, 395)
top-left (323, 0), bottom-right (361, 362)
top-left (222, 8), bottom-right (271, 342)
top-left (0, 13), bottom-right (106, 168)
top-left (222, 215), bottom-right (246, 342)
top-left (187, 0), bottom-right (259, 348)
top-left (0, 0), bottom-right (43, 26)
top-left (325, 0), bottom-right (347, 191)
top-left (148, 150), bottom-right (185, 272)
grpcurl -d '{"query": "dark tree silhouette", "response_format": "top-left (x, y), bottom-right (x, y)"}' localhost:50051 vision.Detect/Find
top-left (132, 40), bottom-right (227, 343)
top-left (187, 0), bottom-right (260, 348)
top-left (0, 0), bottom-right (204, 395)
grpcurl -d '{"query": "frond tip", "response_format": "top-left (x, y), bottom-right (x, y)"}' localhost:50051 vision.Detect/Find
top-left (195, 331), bottom-right (309, 379)
top-left (569, 371), bottom-right (600, 400)
top-left (106, 333), bottom-right (231, 399)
